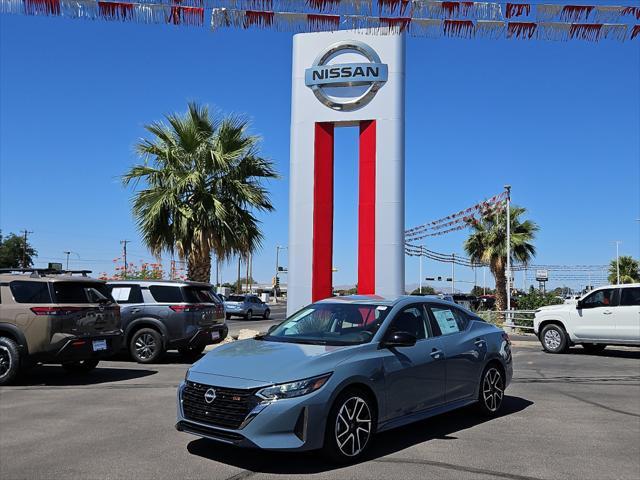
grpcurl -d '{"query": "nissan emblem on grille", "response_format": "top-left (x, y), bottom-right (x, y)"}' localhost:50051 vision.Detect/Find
top-left (204, 388), bottom-right (216, 404)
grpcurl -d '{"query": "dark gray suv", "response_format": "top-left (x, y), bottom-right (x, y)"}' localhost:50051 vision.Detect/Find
top-left (107, 280), bottom-right (227, 363)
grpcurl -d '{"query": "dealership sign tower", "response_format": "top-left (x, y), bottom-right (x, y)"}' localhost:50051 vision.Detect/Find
top-left (288, 30), bottom-right (405, 315)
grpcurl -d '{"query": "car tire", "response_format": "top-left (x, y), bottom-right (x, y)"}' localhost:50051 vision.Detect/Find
top-left (245, 310), bottom-right (253, 321)
top-left (130, 328), bottom-right (164, 364)
top-left (62, 359), bottom-right (100, 373)
top-left (477, 364), bottom-right (505, 417)
top-left (263, 309), bottom-right (270, 320)
top-left (540, 324), bottom-right (568, 354)
top-left (0, 337), bottom-right (20, 386)
top-left (323, 388), bottom-right (376, 464)
top-left (582, 343), bottom-right (607, 354)
top-left (178, 343), bottom-right (206, 359)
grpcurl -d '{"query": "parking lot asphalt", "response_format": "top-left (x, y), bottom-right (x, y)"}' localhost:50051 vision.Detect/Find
top-left (1, 338), bottom-right (639, 480)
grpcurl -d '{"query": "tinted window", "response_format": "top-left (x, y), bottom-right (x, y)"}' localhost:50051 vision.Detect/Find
top-left (453, 309), bottom-right (470, 330)
top-left (53, 282), bottom-right (113, 304)
top-left (110, 285), bottom-right (144, 304)
top-left (183, 286), bottom-right (220, 304)
top-left (620, 288), bottom-right (640, 306)
top-left (582, 289), bottom-right (617, 308)
top-left (429, 305), bottom-right (462, 335)
top-left (227, 295), bottom-right (245, 302)
top-left (388, 306), bottom-right (428, 340)
top-left (149, 285), bottom-right (183, 303)
top-left (10, 281), bottom-right (52, 303)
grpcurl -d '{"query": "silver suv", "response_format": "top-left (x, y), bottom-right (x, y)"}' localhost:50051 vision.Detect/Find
top-left (224, 294), bottom-right (271, 320)
top-left (107, 280), bottom-right (227, 363)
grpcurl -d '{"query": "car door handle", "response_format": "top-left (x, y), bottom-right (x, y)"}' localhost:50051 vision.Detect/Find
top-left (603, 311), bottom-right (613, 315)
top-left (430, 348), bottom-right (443, 360)
top-left (131, 308), bottom-right (142, 313)
top-left (474, 338), bottom-right (486, 347)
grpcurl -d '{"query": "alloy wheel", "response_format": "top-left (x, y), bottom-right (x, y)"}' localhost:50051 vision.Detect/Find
top-left (334, 396), bottom-right (372, 457)
top-left (544, 329), bottom-right (561, 351)
top-left (0, 346), bottom-right (11, 378)
top-left (135, 333), bottom-right (157, 360)
top-left (482, 368), bottom-right (504, 412)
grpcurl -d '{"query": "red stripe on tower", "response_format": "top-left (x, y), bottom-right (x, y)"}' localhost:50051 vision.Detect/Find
top-left (312, 122), bottom-right (335, 302)
top-left (358, 120), bottom-right (376, 295)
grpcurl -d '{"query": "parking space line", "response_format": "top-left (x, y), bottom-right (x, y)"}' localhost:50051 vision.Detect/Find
top-left (374, 457), bottom-right (548, 480)
top-left (557, 391), bottom-right (640, 418)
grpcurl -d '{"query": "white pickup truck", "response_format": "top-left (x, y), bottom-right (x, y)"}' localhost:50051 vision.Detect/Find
top-left (533, 284), bottom-right (640, 353)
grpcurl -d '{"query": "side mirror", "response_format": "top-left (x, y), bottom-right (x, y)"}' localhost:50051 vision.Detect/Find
top-left (381, 331), bottom-right (417, 349)
top-left (576, 300), bottom-right (584, 309)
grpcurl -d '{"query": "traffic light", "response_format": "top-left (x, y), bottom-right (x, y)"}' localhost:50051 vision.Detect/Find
top-left (275, 276), bottom-right (280, 288)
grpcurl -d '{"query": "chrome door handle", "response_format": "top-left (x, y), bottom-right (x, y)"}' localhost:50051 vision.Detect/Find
top-left (603, 311), bottom-right (612, 315)
top-left (474, 338), bottom-right (486, 347)
top-left (430, 349), bottom-right (443, 360)
top-left (131, 308), bottom-right (142, 313)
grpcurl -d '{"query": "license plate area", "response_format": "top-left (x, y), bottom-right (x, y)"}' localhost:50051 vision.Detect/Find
top-left (211, 331), bottom-right (220, 341)
top-left (92, 339), bottom-right (107, 351)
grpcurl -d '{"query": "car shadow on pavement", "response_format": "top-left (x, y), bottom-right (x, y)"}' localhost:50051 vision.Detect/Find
top-left (8, 364), bottom-right (158, 387)
top-left (186, 395), bottom-right (533, 474)
top-left (566, 347), bottom-right (640, 359)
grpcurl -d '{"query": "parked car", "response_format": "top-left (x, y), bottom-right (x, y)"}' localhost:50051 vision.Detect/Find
top-left (224, 294), bottom-right (270, 320)
top-left (0, 268), bottom-right (122, 385)
top-left (533, 283), bottom-right (640, 354)
top-left (108, 280), bottom-right (228, 363)
top-left (176, 295), bottom-right (512, 462)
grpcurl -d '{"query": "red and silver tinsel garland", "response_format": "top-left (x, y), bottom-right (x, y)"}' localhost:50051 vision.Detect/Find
top-left (1, 0), bottom-right (639, 41)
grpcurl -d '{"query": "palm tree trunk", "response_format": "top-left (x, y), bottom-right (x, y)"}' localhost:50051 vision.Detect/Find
top-left (187, 251), bottom-right (212, 283)
top-left (492, 261), bottom-right (507, 314)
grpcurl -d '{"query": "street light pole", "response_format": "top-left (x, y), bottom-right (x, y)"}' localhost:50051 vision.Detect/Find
top-left (451, 253), bottom-right (455, 294)
top-left (63, 251), bottom-right (71, 270)
top-left (614, 240), bottom-right (621, 284)
top-left (504, 185), bottom-right (512, 325)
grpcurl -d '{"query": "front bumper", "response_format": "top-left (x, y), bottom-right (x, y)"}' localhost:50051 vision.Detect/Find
top-left (176, 374), bottom-right (332, 452)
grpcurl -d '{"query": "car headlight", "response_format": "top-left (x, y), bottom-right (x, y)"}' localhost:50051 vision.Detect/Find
top-left (256, 373), bottom-right (332, 401)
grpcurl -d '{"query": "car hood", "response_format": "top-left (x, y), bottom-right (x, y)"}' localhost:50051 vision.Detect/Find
top-left (537, 304), bottom-right (570, 312)
top-left (190, 338), bottom-right (359, 384)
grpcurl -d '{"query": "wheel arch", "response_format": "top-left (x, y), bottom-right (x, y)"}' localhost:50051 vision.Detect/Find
top-left (538, 319), bottom-right (567, 338)
top-left (331, 380), bottom-right (380, 423)
top-left (125, 318), bottom-right (169, 347)
top-left (0, 323), bottom-right (28, 355)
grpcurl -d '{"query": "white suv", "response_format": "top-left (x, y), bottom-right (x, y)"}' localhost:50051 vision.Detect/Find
top-left (533, 284), bottom-right (640, 354)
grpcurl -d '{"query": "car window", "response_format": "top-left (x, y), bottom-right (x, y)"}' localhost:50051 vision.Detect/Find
top-left (10, 281), bottom-right (52, 303)
top-left (620, 288), bottom-right (640, 306)
top-left (183, 286), bottom-right (220, 304)
top-left (453, 308), bottom-right (470, 330)
top-left (52, 282), bottom-right (113, 304)
top-left (582, 289), bottom-right (617, 308)
top-left (110, 285), bottom-right (143, 304)
top-left (149, 285), bottom-right (183, 303)
top-left (428, 305), bottom-right (462, 335)
top-left (388, 306), bottom-right (428, 340)
top-left (227, 295), bottom-right (245, 302)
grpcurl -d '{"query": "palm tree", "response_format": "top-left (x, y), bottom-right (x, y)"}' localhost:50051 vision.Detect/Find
top-left (464, 205), bottom-right (538, 312)
top-left (123, 103), bottom-right (278, 282)
top-left (608, 256), bottom-right (640, 284)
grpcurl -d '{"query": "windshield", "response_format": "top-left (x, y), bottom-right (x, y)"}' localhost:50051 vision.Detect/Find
top-left (265, 303), bottom-right (391, 346)
top-left (227, 295), bottom-right (245, 302)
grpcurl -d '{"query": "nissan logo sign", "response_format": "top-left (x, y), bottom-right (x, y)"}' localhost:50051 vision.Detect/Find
top-left (305, 40), bottom-right (388, 112)
top-left (204, 388), bottom-right (216, 404)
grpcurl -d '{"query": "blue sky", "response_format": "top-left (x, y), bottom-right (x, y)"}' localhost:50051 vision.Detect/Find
top-left (1, 12), bottom-right (638, 292)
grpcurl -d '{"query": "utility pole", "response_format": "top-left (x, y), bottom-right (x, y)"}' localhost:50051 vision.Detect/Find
top-left (419, 246), bottom-right (423, 294)
top-left (504, 185), bottom-right (512, 325)
top-left (483, 266), bottom-right (486, 295)
top-left (614, 241), bottom-right (621, 284)
top-left (20, 230), bottom-right (33, 268)
top-left (237, 256), bottom-right (241, 293)
top-left (120, 240), bottom-right (130, 279)
top-left (451, 253), bottom-right (455, 294)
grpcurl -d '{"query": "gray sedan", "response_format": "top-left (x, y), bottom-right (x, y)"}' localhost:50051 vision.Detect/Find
top-left (224, 294), bottom-right (271, 320)
top-left (177, 295), bottom-right (513, 463)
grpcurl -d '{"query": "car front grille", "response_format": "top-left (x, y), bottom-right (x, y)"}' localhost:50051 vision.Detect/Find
top-left (182, 381), bottom-right (260, 430)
